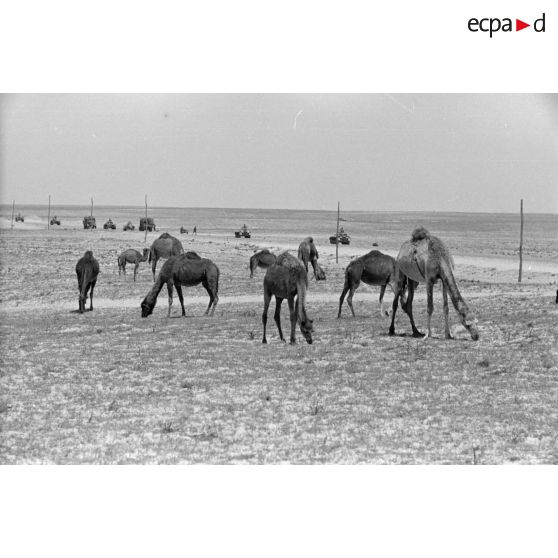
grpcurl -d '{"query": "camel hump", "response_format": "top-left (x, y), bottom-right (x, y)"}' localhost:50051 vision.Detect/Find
top-left (158, 232), bottom-right (172, 239)
top-left (83, 250), bottom-right (94, 259)
top-left (185, 251), bottom-right (201, 259)
top-left (303, 236), bottom-right (313, 244)
top-left (411, 226), bottom-right (430, 242)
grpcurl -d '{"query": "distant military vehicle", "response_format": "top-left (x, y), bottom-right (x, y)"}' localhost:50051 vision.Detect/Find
top-left (83, 216), bottom-right (96, 229)
top-left (15, 213), bottom-right (24, 222)
top-left (139, 217), bottom-right (156, 232)
top-left (235, 224), bottom-right (251, 238)
top-left (123, 221), bottom-right (135, 231)
top-left (103, 218), bottom-right (116, 230)
top-left (50, 216), bottom-right (61, 226)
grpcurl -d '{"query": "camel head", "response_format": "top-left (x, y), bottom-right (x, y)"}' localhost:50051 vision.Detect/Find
top-left (141, 297), bottom-right (154, 318)
top-left (299, 319), bottom-right (314, 344)
top-left (463, 313), bottom-right (479, 341)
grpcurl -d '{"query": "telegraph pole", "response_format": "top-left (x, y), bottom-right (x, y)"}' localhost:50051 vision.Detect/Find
top-left (518, 199), bottom-right (524, 283)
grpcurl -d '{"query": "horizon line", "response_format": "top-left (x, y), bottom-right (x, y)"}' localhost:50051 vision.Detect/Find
top-left (0, 203), bottom-right (556, 216)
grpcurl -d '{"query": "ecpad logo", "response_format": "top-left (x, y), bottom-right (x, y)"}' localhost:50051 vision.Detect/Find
top-left (468, 13), bottom-right (546, 37)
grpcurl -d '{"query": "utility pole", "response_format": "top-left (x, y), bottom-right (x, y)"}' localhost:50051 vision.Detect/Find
top-left (90, 197), bottom-right (93, 217)
top-left (518, 199), bottom-right (524, 283)
top-left (144, 195), bottom-right (148, 243)
top-left (335, 201), bottom-right (340, 264)
top-left (47, 195), bottom-right (51, 230)
top-left (11, 200), bottom-right (15, 228)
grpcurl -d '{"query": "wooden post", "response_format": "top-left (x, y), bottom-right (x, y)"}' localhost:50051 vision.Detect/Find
top-left (47, 195), bottom-right (51, 230)
top-left (518, 199), bottom-right (524, 283)
top-left (144, 195), bottom-right (148, 243)
top-left (90, 197), bottom-right (93, 217)
top-left (11, 200), bottom-right (15, 228)
top-left (335, 201), bottom-right (340, 264)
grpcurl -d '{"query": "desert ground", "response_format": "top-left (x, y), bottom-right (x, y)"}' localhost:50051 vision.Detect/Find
top-left (1, 206), bottom-right (557, 463)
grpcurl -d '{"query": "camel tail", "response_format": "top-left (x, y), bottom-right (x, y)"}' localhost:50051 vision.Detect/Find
top-left (148, 248), bottom-right (153, 263)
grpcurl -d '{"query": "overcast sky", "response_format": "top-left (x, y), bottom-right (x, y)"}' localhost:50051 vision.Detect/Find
top-left (1, 94), bottom-right (556, 213)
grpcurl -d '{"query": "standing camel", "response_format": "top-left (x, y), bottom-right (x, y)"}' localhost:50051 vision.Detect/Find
top-left (141, 253), bottom-right (219, 318)
top-left (262, 251), bottom-right (314, 344)
top-left (298, 237), bottom-right (326, 281)
top-left (118, 248), bottom-right (149, 281)
top-left (249, 249), bottom-right (277, 278)
top-left (388, 227), bottom-right (479, 340)
top-left (149, 233), bottom-right (184, 281)
top-left (338, 250), bottom-right (396, 318)
top-left (75, 250), bottom-right (100, 313)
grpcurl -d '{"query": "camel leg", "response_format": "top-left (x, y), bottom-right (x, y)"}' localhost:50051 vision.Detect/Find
top-left (175, 284), bottom-right (186, 316)
top-left (442, 282), bottom-right (454, 339)
top-left (288, 296), bottom-right (297, 344)
top-left (152, 258), bottom-right (157, 282)
top-left (166, 283), bottom-right (174, 318)
top-left (262, 289), bottom-right (272, 343)
top-left (89, 281), bottom-right (96, 311)
top-left (338, 280), bottom-right (350, 318)
top-left (424, 280), bottom-right (434, 340)
top-left (388, 284), bottom-right (402, 336)
top-left (402, 280), bottom-right (424, 338)
top-left (274, 297), bottom-right (285, 342)
top-left (133, 262), bottom-right (139, 282)
top-left (202, 279), bottom-right (218, 316)
top-left (378, 284), bottom-right (388, 317)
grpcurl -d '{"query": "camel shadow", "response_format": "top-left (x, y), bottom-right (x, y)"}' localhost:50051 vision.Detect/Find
top-left (69, 308), bottom-right (92, 314)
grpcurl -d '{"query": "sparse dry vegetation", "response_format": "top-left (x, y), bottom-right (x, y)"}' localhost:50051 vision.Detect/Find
top-left (1, 208), bottom-right (557, 463)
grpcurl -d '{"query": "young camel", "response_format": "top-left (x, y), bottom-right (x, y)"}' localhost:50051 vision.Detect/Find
top-left (249, 249), bottom-right (277, 278)
top-left (388, 227), bottom-right (479, 340)
top-left (141, 252), bottom-right (219, 318)
top-left (298, 237), bottom-right (326, 281)
top-left (338, 250), bottom-right (396, 318)
top-left (262, 251), bottom-right (314, 344)
top-left (118, 248), bottom-right (149, 281)
top-left (75, 250), bottom-right (100, 313)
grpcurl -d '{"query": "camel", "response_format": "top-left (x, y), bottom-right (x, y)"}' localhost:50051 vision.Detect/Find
top-left (141, 253), bottom-right (219, 318)
top-left (149, 233), bottom-right (184, 281)
top-left (298, 237), bottom-right (326, 281)
top-left (262, 251), bottom-right (314, 344)
top-left (118, 248), bottom-right (149, 281)
top-left (75, 250), bottom-right (100, 313)
top-left (249, 249), bottom-right (277, 278)
top-left (338, 250), bottom-right (396, 318)
top-left (388, 227), bottom-right (479, 341)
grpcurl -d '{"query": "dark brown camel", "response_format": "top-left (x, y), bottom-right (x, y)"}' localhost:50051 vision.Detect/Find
top-left (141, 253), bottom-right (219, 318)
top-left (75, 250), bottom-right (100, 313)
top-left (118, 248), bottom-right (149, 281)
top-left (389, 227), bottom-right (479, 341)
top-left (262, 251), bottom-right (314, 344)
top-left (338, 250), bottom-right (396, 318)
top-left (298, 237), bottom-right (326, 281)
top-left (249, 249), bottom-right (277, 278)
top-left (149, 233), bottom-right (184, 281)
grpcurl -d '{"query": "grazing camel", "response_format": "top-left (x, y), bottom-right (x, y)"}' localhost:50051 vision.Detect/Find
top-left (262, 251), bottom-right (314, 345)
top-left (141, 253), bottom-right (219, 318)
top-left (555, 289), bottom-right (558, 304)
top-left (388, 227), bottom-right (479, 341)
top-left (249, 249), bottom-right (277, 278)
top-left (298, 237), bottom-right (326, 281)
top-left (338, 250), bottom-right (396, 318)
top-left (118, 248), bottom-right (149, 281)
top-left (149, 233), bottom-right (184, 281)
top-left (75, 250), bottom-right (100, 313)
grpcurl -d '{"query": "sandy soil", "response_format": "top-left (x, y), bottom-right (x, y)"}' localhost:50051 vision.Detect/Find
top-left (1, 211), bottom-right (557, 464)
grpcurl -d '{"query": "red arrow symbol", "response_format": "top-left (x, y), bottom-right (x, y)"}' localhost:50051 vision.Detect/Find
top-left (516, 19), bottom-right (530, 31)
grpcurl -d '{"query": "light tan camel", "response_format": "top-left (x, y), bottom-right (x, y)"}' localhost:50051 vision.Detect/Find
top-left (118, 248), bottom-right (149, 281)
top-left (262, 251), bottom-right (314, 344)
top-left (389, 227), bottom-right (479, 340)
top-left (149, 233), bottom-right (184, 281)
top-left (338, 250), bottom-right (396, 318)
top-left (298, 237), bottom-right (326, 281)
